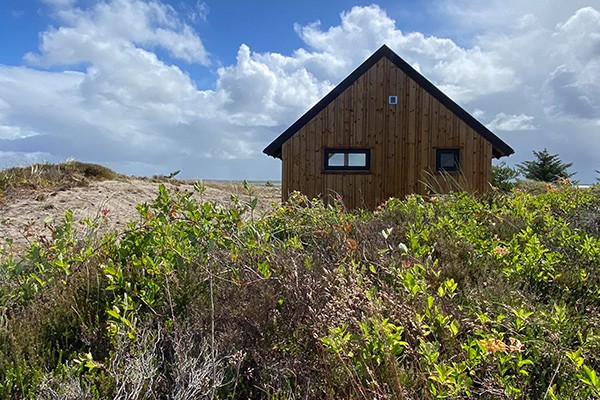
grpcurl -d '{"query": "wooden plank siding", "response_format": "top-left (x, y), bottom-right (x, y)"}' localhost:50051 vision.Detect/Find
top-left (280, 57), bottom-right (495, 209)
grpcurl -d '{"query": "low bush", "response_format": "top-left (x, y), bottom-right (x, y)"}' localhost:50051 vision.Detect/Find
top-left (0, 161), bottom-right (118, 200)
top-left (0, 180), bottom-right (599, 398)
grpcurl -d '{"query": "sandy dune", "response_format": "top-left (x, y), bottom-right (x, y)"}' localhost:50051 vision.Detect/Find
top-left (0, 178), bottom-right (281, 252)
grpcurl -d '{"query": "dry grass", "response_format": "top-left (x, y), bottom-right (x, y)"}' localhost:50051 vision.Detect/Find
top-left (0, 161), bottom-right (119, 201)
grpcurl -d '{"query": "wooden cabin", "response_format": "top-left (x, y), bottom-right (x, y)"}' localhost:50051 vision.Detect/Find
top-left (263, 45), bottom-right (514, 209)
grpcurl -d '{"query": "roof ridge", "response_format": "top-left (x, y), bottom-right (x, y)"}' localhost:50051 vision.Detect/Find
top-left (263, 44), bottom-right (514, 159)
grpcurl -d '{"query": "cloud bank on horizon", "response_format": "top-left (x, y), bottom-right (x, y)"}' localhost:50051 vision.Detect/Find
top-left (0, 0), bottom-right (598, 182)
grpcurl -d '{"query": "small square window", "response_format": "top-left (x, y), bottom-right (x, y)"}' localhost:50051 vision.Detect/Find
top-left (347, 152), bottom-right (367, 166)
top-left (324, 148), bottom-right (371, 171)
top-left (436, 149), bottom-right (460, 172)
top-left (328, 152), bottom-right (345, 167)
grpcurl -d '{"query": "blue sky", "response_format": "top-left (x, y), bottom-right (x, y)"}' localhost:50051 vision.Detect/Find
top-left (0, 0), bottom-right (598, 182)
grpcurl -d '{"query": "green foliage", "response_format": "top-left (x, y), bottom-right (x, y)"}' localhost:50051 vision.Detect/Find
top-left (0, 183), bottom-right (599, 398)
top-left (492, 161), bottom-right (519, 191)
top-left (518, 148), bottom-right (575, 182)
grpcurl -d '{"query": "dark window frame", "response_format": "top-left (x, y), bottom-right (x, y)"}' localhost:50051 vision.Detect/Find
top-left (323, 148), bottom-right (371, 172)
top-left (436, 148), bottom-right (461, 172)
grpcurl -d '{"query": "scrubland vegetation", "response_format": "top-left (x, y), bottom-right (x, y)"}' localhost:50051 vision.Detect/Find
top-left (0, 162), bottom-right (118, 204)
top-left (0, 164), bottom-right (599, 399)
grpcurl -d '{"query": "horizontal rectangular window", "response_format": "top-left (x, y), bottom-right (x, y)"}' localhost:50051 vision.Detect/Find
top-left (324, 148), bottom-right (371, 171)
top-left (436, 149), bottom-right (460, 172)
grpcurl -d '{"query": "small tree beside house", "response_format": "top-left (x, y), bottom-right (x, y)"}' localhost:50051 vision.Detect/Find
top-left (492, 161), bottom-right (519, 191)
top-left (518, 148), bottom-right (575, 183)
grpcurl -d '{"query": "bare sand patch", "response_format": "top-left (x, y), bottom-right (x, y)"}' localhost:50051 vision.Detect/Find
top-left (0, 177), bottom-right (280, 252)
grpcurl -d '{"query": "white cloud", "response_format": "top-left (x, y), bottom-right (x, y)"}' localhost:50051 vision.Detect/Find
top-left (543, 65), bottom-right (600, 120)
top-left (0, 126), bottom-right (34, 140)
top-left (41, 0), bottom-right (76, 7)
top-left (554, 7), bottom-right (600, 62)
top-left (293, 5), bottom-right (517, 102)
top-left (188, 1), bottom-right (209, 23)
top-left (1, 0), bottom-right (217, 168)
top-left (439, 0), bottom-right (594, 33)
top-left (216, 44), bottom-right (332, 126)
top-left (26, 0), bottom-right (209, 66)
top-left (472, 109), bottom-right (486, 119)
top-left (0, 151), bottom-right (54, 169)
top-left (488, 113), bottom-right (537, 131)
top-left (295, 5), bottom-right (396, 70)
top-left (0, 1), bottom-right (598, 182)
top-left (4, 0), bottom-right (332, 172)
top-left (540, 7), bottom-right (600, 120)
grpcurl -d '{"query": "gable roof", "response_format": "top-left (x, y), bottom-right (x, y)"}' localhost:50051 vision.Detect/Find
top-left (263, 44), bottom-right (514, 160)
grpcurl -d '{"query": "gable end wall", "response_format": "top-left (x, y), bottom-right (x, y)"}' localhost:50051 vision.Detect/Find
top-left (282, 57), bottom-right (493, 209)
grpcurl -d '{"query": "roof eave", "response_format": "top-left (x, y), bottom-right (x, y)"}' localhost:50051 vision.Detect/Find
top-left (262, 46), bottom-right (392, 159)
top-left (263, 44), bottom-right (515, 160)
top-left (493, 147), bottom-right (514, 159)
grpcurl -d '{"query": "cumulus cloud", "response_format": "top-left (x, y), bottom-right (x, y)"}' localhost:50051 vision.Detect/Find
top-left (459, 3), bottom-right (600, 121)
top-left (216, 44), bottom-right (332, 126)
top-left (439, 0), bottom-right (594, 32)
top-left (293, 5), bottom-right (517, 102)
top-left (543, 65), bottom-right (600, 119)
top-left (540, 7), bottom-right (600, 119)
top-left (26, 0), bottom-right (209, 66)
top-left (0, 1), bottom-right (598, 181)
top-left (436, 1), bottom-right (599, 180)
top-left (488, 113), bottom-right (537, 131)
top-left (555, 7), bottom-right (600, 62)
top-left (1, 0), bottom-right (217, 172)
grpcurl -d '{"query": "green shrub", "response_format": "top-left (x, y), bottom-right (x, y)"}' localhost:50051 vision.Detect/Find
top-left (492, 161), bottom-right (519, 192)
top-left (1, 183), bottom-right (599, 398)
